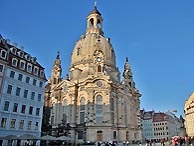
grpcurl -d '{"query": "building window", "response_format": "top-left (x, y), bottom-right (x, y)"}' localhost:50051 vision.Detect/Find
top-left (0, 64), bottom-right (4, 73)
top-left (96, 95), bottom-right (103, 123)
top-left (33, 79), bottom-right (36, 86)
top-left (1, 50), bottom-right (7, 59)
top-left (26, 76), bottom-right (30, 83)
top-left (13, 103), bottom-right (18, 112)
top-left (98, 65), bottom-right (101, 72)
top-left (34, 67), bottom-right (39, 75)
top-left (27, 121), bottom-right (32, 130)
top-left (19, 120), bottom-right (24, 129)
top-left (7, 85), bottom-right (13, 94)
top-left (10, 71), bottom-right (15, 78)
top-left (12, 58), bottom-right (18, 67)
top-left (80, 97), bottom-right (85, 124)
top-left (4, 101), bottom-right (10, 111)
top-left (38, 94), bottom-right (41, 101)
top-left (20, 61), bottom-right (25, 69)
top-left (10, 119), bottom-right (16, 128)
top-left (40, 70), bottom-right (44, 78)
top-left (23, 89), bottom-right (28, 98)
top-left (0, 118), bottom-right (7, 128)
top-left (36, 108), bottom-right (40, 116)
top-left (31, 92), bottom-right (35, 100)
top-left (113, 131), bottom-right (117, 139)
top-left (27, 63), bottom-right (32, 72)
top-left (77, 48), bottom-right (80, 56)
top-left (21, 105), bottom-right (26, 113)
top-left (39, 81), bottom-right (43, 88)
top-left (16, 87), bottom-right (21, 96)
top-left (18, 74), bottom-right (23, 81)
top-left (34, 122), bottom-right (39, 130)
top-left (29, 106), bottom-right (33, 115)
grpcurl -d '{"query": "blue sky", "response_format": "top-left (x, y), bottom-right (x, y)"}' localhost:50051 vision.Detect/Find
top-left (1, 0), bottom-right (194, 117)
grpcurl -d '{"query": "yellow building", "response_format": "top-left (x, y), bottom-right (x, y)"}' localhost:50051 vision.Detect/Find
top-left (184, 93), bottom-right (194, 136)
top-left (44, 5), bottom-right (142, 144)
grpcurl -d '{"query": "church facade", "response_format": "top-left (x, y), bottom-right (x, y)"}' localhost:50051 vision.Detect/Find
top-left (44, 5), bottom-right (142, 144)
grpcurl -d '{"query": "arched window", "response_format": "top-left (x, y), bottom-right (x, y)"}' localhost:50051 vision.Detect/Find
top-left (97, 19), bottom-right (101, 28)
top-left (80, 97), bottom-right (85, 123)
top-left (63, 99), bottom-right (67, 113)
top-left (98, 65), bottom-right (101, 72)
top-left (96, 95), bottom-right (103, 123)
top-left (89, 18), bottom-right (94, 27)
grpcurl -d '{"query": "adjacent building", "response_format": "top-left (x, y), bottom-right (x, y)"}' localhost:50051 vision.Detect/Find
top-left (0, 35), bottom-right (47, 146)
top-left (43, 5), bottom-right (142, 144)
top-left (184, 92), bottom-right (194, 136)
top-left (141, 109), bottom-right (180, 142)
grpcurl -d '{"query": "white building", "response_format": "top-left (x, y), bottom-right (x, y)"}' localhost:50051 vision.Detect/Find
top-left (0, 35), bottom-right (47, 146)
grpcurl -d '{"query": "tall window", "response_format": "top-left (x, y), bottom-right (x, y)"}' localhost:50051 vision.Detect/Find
top-left (21, 105), bottom-right (26, 113)
top-left (19, 120), bottom-right (24, 129)
top-left (27, 121), bottom-right (32, 130)
top-left (80, 97), bottom-right (85, 124)
top-left (13, 103), bottom-right (18, 112)
top-left (23, 89), bottom-right (28, 98)
top-left (96, 95), bottom-right (103, 123)
top-left (33, 79), bottom-right (36, 86)
top-left (26, 76), bottom-right (30, 83)
top-left (16, 87), bottom-right (21, 96)
top-left (7, 85), bottom-right (12, 94)
top-left (98, 65), bottom-right (101, 72)
top-left (34, 67), bottom-right (39, 75)
top-left (10, 71), bottom-right (15, 78)
top-left (77, 48), bottom-right (80, 56)
top-left (10, 119), bottom-right (16, 128)
top-left (38, 94), bottom-right (41, 101)
top-left (0, 118), bottom-right (7, 128)
top-left (1, 50), bottom-right (7, 59)
top-left (20, 61), bottom-right (25, 69)
top-left (4, 101), bottom-right (9, 111)
top-left (34, 122), bottom-right (39, 130)
top-left (18, 74), bottom-right (23, 81)
top-left (36, 108), bottom-right (40, 116)
top-left (29, 106), bottom-right (33, 115)
top-left (31, 92), bottom-right (35, 100)
top-left (27, 64), bottom-right (32, 72)
top-left (12, 58), bottom-right (18, 67)
top-left (39, 81), bottom-right (43, 88)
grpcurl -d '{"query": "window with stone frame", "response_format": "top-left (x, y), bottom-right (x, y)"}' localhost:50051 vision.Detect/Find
top-left (80, 97), bottom-right (85, 124)
top-left (19, 120), bottom-right (24, 129)
top-left (7, 84), bottom-right (13, 94)
top-left (10, 119), bottom-right (16, 128)
top-left (21, 105), bottom-right (26, 113)
top-left (38, 94), bottom-right (41, 101)
top-left (26, 76), bottom-right (30, 83)
top-left (13, 103), bottom-right (18, 112)
top-left (0, 118), bottom-right (7, 128)
top-left (16, 87), bottom-right (21, 96)
top-left (96, 95), bottom-right (103, 123)
top-left (0, 64), bottom-right (4, 73)
top-left (23, 89), bottom-right (28, 98)
top-left (4, 101), bottom-right (9, 111)
top-left (18, 74), bottom-right (23, 81)
top-left (29, 106), bottom-right (33, 115)
top-left (27, 121), bottom-right (32, 130)
top-left (34, 122), bottom-right (39, 130)
top-left (12, 58), bottom-right (18, 67)
top-left (36, 108), bottom-right (40, 116)
top-left (10, 71), bottom-right (15, 78)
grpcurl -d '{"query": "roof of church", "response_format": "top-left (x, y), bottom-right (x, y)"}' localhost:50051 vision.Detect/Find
top-left (89, 6), bottom-right (101, 16)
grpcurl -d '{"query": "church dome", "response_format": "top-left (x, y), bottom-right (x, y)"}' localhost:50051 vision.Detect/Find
top-left (70, 6), bottom-right (116, 69)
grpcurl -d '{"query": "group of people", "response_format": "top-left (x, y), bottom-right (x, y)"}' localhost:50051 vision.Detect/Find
top-left (171, 136), bottom-right (194, 146)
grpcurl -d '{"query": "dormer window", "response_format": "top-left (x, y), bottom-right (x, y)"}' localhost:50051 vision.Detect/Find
top-left (12, 58), bottom-right (18, 67)
top-left (34, 66), bottom-right (39, 75)
top-left (25, 54), bottom-right (31, 61)
top-left (31, 57), bottom-right (37, 64)
top-left (1, 50), bottom-right (7, 59)
top-left (18, 51), bottom-right (24, 58)
top-left (20, 60), bottom-right (25, 70)
top-left (27, 63), bottom-right (32, 73)
top-left (10, 47), bottom-right (16, 54)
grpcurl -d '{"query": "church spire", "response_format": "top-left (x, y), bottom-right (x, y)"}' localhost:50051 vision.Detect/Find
top-left (51, 51), bottom-right (62, 84)
top-left (123, 57), bottom-right (132, 79)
